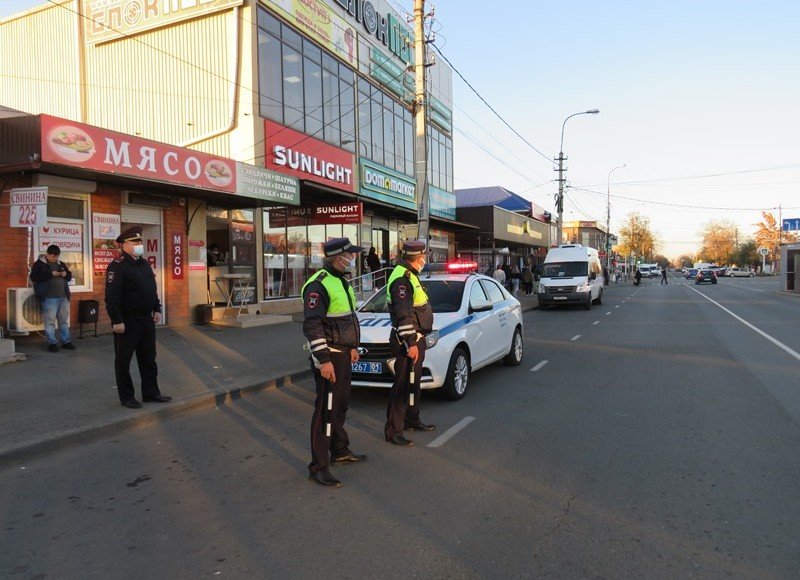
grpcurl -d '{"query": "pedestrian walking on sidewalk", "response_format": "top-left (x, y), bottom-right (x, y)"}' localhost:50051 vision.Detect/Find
top-left (493, 264), bottom-right (506, 286)
top-left (105, 226), bottom-right (172, 410)
top-left (660, 266), bottom-right (668, 284)
top-left (522, 267), bottom-right (534, 295)
top-left (302, 237), bottom-right (367, 488)
top-left (30, 244), bottom-right (76, 353)
top-left (384, 240), bottom-right (436, 448)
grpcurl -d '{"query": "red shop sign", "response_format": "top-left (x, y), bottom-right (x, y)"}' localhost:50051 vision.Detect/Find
top-left (171, 232), bottom-right (184, 280)
top-left (40, 115), bottom-right (237, 194)
top-left (264, 119), bottom-right (355, 192)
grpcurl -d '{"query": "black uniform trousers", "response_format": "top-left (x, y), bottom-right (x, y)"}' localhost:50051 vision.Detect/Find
top-left (385, 333), bottom-right (426, 439)
top-left (309, 349), bottom-right (353, 473)
top-left (113, 315), bottom-right (160, 403)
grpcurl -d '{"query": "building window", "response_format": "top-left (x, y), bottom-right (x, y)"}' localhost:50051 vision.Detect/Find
top-left (257, 9), bottom-right (357, 152)
top-left (35, 193), bottom-right (91, 292)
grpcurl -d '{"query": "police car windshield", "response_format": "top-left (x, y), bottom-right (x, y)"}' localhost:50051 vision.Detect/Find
top-left (541, 262), bottom-right (587, 278)
top-left (359, 280), bottom-right (465, 313)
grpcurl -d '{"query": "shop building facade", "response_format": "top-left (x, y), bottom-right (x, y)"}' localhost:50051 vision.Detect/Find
top-left (1, 0), bottom-right (458, 323)
top-left (454, 187), bottom-right (555, 274)
top-left (0, 112), bottom-right (297, 331)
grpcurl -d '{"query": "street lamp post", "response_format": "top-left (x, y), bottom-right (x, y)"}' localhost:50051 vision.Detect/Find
top-left (606, 163), bottom-right (626, 270)
top-left (555, 109), bottom-right (600, 245)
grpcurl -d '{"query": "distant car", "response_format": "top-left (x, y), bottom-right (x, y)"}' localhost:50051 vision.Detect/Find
top-left (695, 269), bottom-right (717, 285)
top-left (353, 264), bottom-right (524, 400)
top-left (727, 267), bottom-right (754, 277)
top-left (712, 267), bottom-right (728, 278)
top-left (686, 268), bottom-right (699, 279)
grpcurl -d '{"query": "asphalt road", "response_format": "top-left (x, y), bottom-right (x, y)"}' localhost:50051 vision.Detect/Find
top-left (2, 275), bottom-right (799, 579)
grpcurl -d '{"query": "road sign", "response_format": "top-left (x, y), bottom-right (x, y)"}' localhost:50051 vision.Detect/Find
top-left (9, 187), bottom-right (48, 227)
top-left (782, 218), bottom-right (800, 231)
top-left (758, 247), bottom-right (769, 256)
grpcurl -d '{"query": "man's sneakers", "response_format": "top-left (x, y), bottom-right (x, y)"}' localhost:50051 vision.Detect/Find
top-left (48, 342), bottom-right (76, 352)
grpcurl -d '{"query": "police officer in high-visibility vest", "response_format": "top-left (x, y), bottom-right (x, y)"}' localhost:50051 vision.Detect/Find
top-left (385, 240), bottom-right (436, 447)
top-left (302, 238), bottom-right (367, 488)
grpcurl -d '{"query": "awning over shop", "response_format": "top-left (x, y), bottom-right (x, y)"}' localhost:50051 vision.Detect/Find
top-left (0, 113), bottom-right (300, 208)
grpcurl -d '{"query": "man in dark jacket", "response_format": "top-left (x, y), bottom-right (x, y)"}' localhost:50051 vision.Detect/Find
top-left (105, 226), bottom-right (171, 409)
top-left (384, 240), bottom-right (436, 447)
top-left (302, 237), bottom-right (366, 488)
top-left (30, 244), bottom-right (75, 352)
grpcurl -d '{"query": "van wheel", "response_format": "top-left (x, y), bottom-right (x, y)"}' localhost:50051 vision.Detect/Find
top-left (593, 289), bottom-right (603, 305)
top-left (441, 347), bottom-right (470, 400)
top-left (504, 327), bottom-right (524, 366)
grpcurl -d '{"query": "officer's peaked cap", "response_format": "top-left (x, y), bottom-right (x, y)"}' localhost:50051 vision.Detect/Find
top-left (323, 237), bottom-right (361, 257)
top-left (116, 225), bottom-right (143, 244)
top-left (402, 240), bottom-right (427, 256)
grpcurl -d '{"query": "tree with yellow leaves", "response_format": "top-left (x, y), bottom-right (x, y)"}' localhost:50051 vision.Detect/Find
top-left (754, 211), bottom-right (798, 270)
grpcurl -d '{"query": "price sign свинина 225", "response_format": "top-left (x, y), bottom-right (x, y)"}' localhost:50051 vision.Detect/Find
top-left (10, 187), bottom-right (48, 227)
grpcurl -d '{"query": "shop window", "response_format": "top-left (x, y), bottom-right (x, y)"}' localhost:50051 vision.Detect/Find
top-left (282, 45), bottom-right (303, 130)
top-left (35, 193), bottom-right (91, 292)
top-left (322, 68), bottom-right (341, 144)
top-left (263, 208), bottom-right (288, 298)
top-left (258, 31), bottom-right (283, 124)
top-left (286, 223), bottom-right (307, 297)
top-left (371, 97), bottom-right (383, 165)
top-left (304, 57), bottom-right (323, 139)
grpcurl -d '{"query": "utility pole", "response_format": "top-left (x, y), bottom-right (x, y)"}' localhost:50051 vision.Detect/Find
top-left (414, 0), bottom-right (429, 244)
top-left (555, 152), bottom-right (566, 245)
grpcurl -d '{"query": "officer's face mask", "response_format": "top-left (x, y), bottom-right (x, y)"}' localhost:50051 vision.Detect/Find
top-left (133, 244), bottom-right (145, 257)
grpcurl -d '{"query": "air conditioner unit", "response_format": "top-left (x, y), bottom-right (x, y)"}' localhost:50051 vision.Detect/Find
top-left (7, 288), bottom-right (44, 333)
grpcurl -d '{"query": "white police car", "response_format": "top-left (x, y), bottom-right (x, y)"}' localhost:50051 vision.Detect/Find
top-left (352, 262), bottom-right (524, 400)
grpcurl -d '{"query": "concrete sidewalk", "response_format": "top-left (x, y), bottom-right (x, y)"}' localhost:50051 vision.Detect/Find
top-left (0, 292), bottom-right (540, 467)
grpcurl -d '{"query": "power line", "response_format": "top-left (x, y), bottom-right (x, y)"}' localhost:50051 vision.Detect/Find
top-left (430, 42), bottom-right (553, 166)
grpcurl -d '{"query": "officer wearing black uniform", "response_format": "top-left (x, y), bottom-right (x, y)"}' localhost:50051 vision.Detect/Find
top-left (385, 240), bottom-right (436, 447)
top-left (105, 226), bottom-right (171, 409)
top-left (302, 237), bottom-right (367, 488)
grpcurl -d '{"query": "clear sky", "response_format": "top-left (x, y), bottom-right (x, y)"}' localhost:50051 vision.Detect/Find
top-left (3, 0), bottom-right (799, 259)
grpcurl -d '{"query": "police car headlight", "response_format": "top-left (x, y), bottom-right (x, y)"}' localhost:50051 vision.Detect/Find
top-left (426, 330), bottom-right (440, 349)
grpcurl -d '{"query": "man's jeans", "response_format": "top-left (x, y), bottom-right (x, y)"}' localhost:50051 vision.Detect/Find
top-left (42, 297), bottom-right (71, 345)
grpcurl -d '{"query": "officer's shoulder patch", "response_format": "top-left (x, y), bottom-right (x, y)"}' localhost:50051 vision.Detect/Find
top-left (307, 292), bottom-right (321, 309)
top-left (106, 271), bottom-right (116, 284)
top-left (112, 256), bottom-right (124, 263)
top-left (398, 285), bottom-right (407, 299)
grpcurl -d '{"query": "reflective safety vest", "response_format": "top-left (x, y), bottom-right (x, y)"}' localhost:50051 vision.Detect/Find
top-left (386, 264), bottom-right (429, 307)
top-left (301, 270), bottom-right (356, 316)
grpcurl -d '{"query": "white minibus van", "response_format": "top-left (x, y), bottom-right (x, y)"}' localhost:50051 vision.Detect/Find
top-left (537, 244), bottom-right (604, 310)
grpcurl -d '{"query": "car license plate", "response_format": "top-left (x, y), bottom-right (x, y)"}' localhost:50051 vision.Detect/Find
top-left (352, 361), bottom-right (382, 374)
top-left (554, 296), bottom-right (567, 300)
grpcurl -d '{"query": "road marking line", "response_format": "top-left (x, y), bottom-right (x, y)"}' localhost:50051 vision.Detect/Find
top-left (571, 334), bottom-right (581, 341)
top-left (687, 285), bottom-right (800, 363)
top-left (530, 360), bottom-right (548, 372)
top-left (593, 320), bottom-right (600, 325)
top-left (606, 311), bottom-right (612, 315)
top-left (428, 416), bottom-right (475, 448)
top-left (615, 305), bottom-right (620, 308)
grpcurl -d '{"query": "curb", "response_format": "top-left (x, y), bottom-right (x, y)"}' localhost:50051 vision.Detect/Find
top-left (0, 368), bottom-right (313, 469)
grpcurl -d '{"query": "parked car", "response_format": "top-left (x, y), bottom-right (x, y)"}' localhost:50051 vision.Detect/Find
top-left (712, 267), bottom-right (728, 278)
top-left (695, 269), bottom-right (717, 285)
top-left (353, 263), bottom-right (524, 400)
top-left (727, 267), bottom-right (755, 277)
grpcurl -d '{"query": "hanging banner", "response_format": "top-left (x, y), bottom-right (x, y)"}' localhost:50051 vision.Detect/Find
top-left (92, 212), bottom-right (121, 273)
top-left (171, 232), bottom-right (185, 280)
